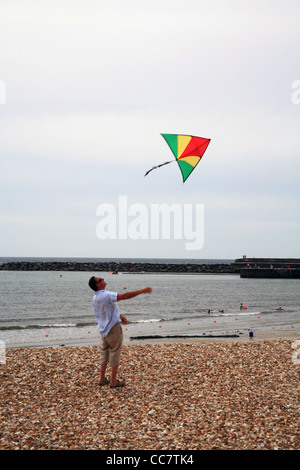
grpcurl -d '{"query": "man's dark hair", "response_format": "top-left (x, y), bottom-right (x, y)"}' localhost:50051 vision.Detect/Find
top-left (88, 276), bottom-right (98, 292)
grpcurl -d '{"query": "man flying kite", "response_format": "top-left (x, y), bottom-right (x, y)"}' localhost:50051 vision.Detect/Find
top-left (144, 134), bottom-right (211, 183)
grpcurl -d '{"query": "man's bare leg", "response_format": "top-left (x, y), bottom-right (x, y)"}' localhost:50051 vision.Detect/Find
top-left (110, 365), bottom-right (125, 387)
top-left (99, 363), bottom-right (108, 384)
top-left (110, 365), bottom-right (119, 386)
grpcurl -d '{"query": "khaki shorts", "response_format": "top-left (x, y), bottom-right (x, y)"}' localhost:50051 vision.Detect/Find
top-left (100, 322), bottom-right (123, 367)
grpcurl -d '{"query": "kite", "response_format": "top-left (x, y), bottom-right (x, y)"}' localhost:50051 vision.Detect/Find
top-left (144, 134), bottom-right (211, 183)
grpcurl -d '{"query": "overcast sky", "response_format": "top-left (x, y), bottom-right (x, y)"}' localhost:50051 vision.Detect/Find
top-left (0, 0), bottom-right (299, 260)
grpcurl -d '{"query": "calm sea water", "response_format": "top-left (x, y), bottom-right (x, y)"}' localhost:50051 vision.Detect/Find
top-left (0, 258), bottom-right (299, 347)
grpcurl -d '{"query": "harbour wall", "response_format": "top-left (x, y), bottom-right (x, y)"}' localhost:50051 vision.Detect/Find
top-left (0, 257), bottom-right (299, 277)
top-left (233, 257), bottom-right (300, 279)
top-left (0, 260), bottom-right (233, 274)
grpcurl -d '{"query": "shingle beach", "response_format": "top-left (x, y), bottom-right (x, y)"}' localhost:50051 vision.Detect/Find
top-left (1, 339), bottom-right (299, 450)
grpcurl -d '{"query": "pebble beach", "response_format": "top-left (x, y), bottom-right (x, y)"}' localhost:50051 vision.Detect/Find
top-left (1, 338), bottom-right (299, 450)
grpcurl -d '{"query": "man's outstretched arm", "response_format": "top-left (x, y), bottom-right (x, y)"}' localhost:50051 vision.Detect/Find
top-left (117, 287), bottom-right (152, 301)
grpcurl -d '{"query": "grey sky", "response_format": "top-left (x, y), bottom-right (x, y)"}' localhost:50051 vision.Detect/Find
top-left (0, 0), bottom-right (299, 259)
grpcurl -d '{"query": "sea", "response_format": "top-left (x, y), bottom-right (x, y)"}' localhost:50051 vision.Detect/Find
top-left (0, 257), bottom-right (300, 348)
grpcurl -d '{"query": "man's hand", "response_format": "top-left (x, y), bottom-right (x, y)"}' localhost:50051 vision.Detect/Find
top-left (142, 287), bottom-right (152, 294)
top-left (120, 315), bottom-right (128, 325)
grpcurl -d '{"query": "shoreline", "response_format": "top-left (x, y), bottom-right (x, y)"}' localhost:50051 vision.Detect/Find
top-left (4, 327), bottom-right (300, 350)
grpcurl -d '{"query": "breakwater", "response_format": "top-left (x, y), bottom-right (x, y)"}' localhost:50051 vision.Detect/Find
top-left (232, 257), bottom-right (300, 269)
top-left (240, 268), bottom-right (300, 279)
top-left (1, 257), bottom-right (299, 277)
top-left (232, 257), bottom-right (300, 279)
top-left (0, 260), bottom-right (233, 274)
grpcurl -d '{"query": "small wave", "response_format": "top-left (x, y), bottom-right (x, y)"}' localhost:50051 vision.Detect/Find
top-left (215, 311), bottom-right (261, 317)
top-left (0, 321), bottom-right (93, 331)
top-left (129, 313), bottom-right (210, 324)
top-left (129, 318), bottom-right (161, 324)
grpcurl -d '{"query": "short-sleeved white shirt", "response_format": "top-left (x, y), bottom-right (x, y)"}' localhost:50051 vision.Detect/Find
top-left (92, 290), bottom-right (121, 337)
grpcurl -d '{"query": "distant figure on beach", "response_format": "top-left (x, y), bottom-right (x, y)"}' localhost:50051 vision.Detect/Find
top-left (88, 276), bottom-right (152, 388)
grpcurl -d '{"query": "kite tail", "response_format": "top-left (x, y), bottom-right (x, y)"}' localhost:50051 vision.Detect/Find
top-left (144, 160), bottom-right (174, 177)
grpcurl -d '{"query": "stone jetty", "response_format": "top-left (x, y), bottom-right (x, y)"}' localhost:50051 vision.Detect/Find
top-left (1, 257), bottom-right (299, 277)
top-left (232, 257), bottom-right (300, 279)
top-left (0, 260), bottom-right (233, 274)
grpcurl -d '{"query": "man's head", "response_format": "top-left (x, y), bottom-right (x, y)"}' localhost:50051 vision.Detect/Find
top-left (88, 276), bottom-right (106, 292)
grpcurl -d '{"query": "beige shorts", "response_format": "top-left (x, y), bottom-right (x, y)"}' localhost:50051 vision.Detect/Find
top-left (100, 322), bottom-right (123, 367)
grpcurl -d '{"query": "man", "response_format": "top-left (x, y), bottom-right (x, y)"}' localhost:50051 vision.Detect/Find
top-left (88, 276), bottom-right (152, 388)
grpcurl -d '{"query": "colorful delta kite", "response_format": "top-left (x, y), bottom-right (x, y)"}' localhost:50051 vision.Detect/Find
top-left (145, 134), bottom-right (211, 183)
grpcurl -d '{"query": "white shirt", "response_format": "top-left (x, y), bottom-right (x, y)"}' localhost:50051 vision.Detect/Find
top-left (92, 290), bottom-right (121, 337)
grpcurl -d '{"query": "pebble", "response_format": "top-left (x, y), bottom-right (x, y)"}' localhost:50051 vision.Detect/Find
top-left (0, 340), bottom-right (299, 450)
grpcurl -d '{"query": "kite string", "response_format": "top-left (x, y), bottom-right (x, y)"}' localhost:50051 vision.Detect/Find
top-left (144, 160), bottom-right (174, 177)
